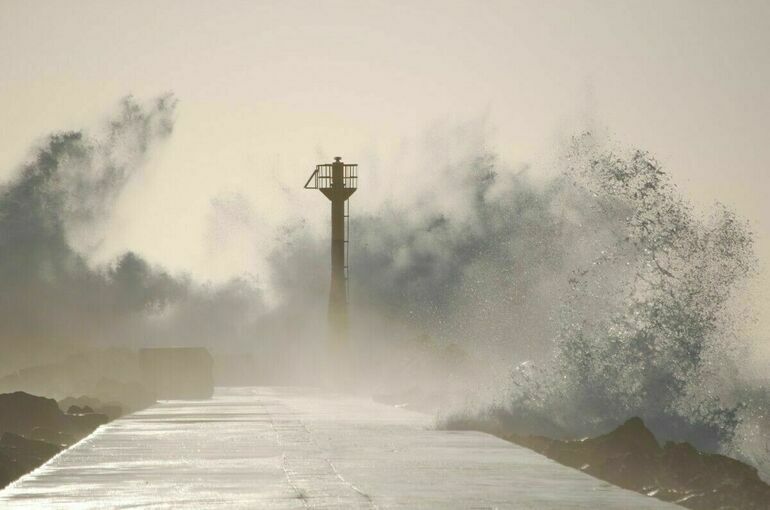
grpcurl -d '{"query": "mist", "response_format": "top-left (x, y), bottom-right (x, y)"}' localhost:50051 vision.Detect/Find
top-left (0, 94), bottom-right (768, 480)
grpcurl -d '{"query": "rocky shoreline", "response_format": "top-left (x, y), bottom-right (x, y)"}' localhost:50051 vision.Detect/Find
top-left (445, 415), bottom-right (770, 510)
top-left (0, 391), bottom-right (130, 489)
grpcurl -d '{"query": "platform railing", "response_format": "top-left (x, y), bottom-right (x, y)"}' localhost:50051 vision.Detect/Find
top-left (304, 164), bottom-right (358, 190)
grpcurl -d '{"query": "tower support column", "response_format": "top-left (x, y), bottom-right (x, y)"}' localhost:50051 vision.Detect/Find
top-left (329, 194), bottom-right (347, 350)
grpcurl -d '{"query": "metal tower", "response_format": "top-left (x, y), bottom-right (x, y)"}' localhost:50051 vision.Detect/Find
top-left (304, 157), bottom-right (358, 352)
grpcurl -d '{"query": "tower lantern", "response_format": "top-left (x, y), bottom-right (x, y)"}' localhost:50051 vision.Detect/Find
top-left (304, 156), bottom-right (358, 352)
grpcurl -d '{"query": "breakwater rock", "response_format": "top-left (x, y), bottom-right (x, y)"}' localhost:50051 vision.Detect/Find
top-left (0, 391), bottom-right (111, 489)
top-left (447, 416), bottom-right (770, 509)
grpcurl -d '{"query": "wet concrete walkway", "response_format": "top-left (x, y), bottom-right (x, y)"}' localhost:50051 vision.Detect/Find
top-left (0, 387), bottom-right (675, 509)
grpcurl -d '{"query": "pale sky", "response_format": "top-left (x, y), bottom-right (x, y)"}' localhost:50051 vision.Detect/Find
top-left (1, 0), bottom-right (769, 331)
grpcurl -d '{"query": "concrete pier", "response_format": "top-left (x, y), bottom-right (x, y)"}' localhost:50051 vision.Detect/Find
top-left (0, 387), bottom-right (675, 509)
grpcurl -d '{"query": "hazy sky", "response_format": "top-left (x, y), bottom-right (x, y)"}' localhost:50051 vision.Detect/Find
top-left (1, 0), bottom-right (769, 328)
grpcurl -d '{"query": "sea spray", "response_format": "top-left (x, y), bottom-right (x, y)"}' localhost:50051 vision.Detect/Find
top-left (488, 137), bottom-right (769, 477)
top-left (2, 97), bottom-right (768, 478)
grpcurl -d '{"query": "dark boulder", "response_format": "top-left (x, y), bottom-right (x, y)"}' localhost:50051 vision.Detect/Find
top-left (28, 427), bottom-right (74, 447)
top-left (656, 441), bottom-right (770, 510)
top-left (502, 417), bottom-right (770, 510)
top-left (0, 432), bottom-right (61, 461)
top-left (0, 391), bottom-right (121, 489)
top-left (59, 396), bottom-right (124, 421)
top-left (65, 404), bottom-right (96, 416)
top-left (0, 432), bottom-right (62, 489)
top-left (0, 391), bottom-right (108, 442)
top-left (0, 392), bottom-right (62, 437)
top-left (62, 413), bottom-right (109, 441)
